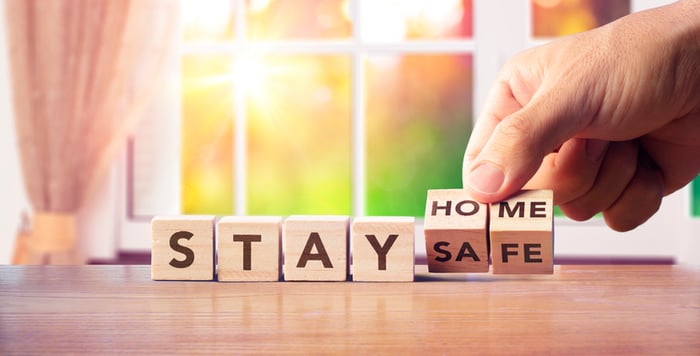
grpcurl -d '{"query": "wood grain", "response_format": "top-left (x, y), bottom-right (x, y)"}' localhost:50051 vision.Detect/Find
top-left (1, 265), bottom-right (699, 355)
top-left (151, 215), bottom-right (215, 280)
top-left (283, 215), bottom-right (349, 281)
top-left (216, 216), bottom-right (282, 282)
top-left (424, 189), bottom-right (489, 272)
top-left (351, 216), bottom-right (415, 282)
top-left (490, 189), bottom-right (554, 274)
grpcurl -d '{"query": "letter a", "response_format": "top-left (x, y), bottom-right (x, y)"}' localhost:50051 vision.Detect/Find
top-left (296, 232), bottom-right (333, 268)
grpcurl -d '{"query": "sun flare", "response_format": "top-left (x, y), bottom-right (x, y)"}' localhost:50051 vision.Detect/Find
top-left (234, 53), bottom-right (270, 98)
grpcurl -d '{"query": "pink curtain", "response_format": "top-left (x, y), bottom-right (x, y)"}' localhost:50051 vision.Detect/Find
top-left (6, 0), bottom-right (177, 263)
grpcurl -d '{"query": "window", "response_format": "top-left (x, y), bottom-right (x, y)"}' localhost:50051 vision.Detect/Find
top-left (144, 0), bottom-right (474, 219)
top-left (365, 54), bottom-right (471, 216)
top-left (121, 0), bottom-right (695, 263)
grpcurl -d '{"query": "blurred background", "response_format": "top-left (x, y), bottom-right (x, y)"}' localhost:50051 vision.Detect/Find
top-left (0, 0), bottom-right (697, 265)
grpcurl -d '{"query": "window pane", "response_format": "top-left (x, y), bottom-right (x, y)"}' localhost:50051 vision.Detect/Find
top-left (366, 55), bottom-right (472, 217)
top-left (182, 0), bottom-right (235, 41)
top-left (247, 55), bottom-right (351, 215)
top-left (693, 175), bottom-right (700, 218)
top-left (532, 0), bottom-right (629, 37)
top-left (362, 0), bottom-right (472, 42)
top-left (182, 56), bottom-right (234, 214)
top-left (247, 0), bottom-right (351, 40)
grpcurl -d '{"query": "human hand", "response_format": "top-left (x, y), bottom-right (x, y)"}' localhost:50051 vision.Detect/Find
top-left (462, 0), bottom-right (700, 231)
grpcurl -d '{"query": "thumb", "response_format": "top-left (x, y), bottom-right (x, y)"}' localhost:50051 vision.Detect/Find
top-left (463, 96), bottom-right (584, 202)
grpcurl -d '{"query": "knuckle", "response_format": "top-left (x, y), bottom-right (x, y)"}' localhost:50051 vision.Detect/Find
top-left (556, 169), bottom-right (595, 200)
top-left (497, 113), bottom-right (533, 140)
top-left (608, 141), bottom-right (638, 180)
top-left (603, 167), bottom-right (663, 232)
top-left (559, 203), bottom-right (598, 222)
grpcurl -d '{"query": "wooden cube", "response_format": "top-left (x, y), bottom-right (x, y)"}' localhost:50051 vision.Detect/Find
top-left (490, 190), bottom-right (554, 274)
top-left (423, 189), bottom-right (489, 273)
top-left (351, 216), bottom-right (415, 282)
top-left (151, 215), bottom-right (215, 280)
top-left (283, 216), bottom-right (349, 281)
top-left (216, 216), bottom-right (282, 282)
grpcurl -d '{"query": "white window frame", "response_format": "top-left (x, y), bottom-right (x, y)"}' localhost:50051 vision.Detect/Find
top-left (116, 0), bottom-right (698, 264)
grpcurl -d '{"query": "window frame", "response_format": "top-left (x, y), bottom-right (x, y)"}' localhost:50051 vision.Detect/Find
top-left (117, 0), bottom-right (697, 264)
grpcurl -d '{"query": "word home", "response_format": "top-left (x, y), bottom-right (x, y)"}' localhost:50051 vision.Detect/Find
top-left (424, 189), bottom-right (553, 274)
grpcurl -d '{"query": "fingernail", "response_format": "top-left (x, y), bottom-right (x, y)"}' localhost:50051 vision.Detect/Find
top-left (466, 162), bottom-right (505, 195)
top-left (586, 139), bottom-right (609, 161)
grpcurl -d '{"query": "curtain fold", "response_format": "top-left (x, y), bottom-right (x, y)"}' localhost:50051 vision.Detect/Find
top-left (6, 0), bottom-right (178, 263)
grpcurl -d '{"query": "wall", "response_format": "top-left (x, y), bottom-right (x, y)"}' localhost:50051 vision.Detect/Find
top-left (1, 0), bottom-right (696, 265)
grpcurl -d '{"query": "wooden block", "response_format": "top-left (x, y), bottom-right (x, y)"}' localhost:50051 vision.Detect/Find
top-left (216, 216), bottom-right (282, 282)
top-left (490, 190), bottom-right (554, 274)
top-left (423, 189), bottom-right (489, 273)
top-left (151, 215), bottom-right (215, 280)
top-left (351, 216), bottom-right (415, 282)
top-left (283, 215), bottom-right (349, 281)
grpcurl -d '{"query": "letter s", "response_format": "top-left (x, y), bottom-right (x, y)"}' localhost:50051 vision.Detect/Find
top-left (433, 241), bottom-right (452, 262)
top-left (169, 231), bottom-right (195, 268)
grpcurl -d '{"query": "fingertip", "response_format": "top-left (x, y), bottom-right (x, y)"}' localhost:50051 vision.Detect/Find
top-left (466, 161), bottom-right (505, 194)
top-left (463, 161), bottom-right (511, 203)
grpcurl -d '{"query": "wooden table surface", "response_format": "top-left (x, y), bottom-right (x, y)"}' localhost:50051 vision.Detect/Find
top-left (1, 265), bottom-right (699, 355)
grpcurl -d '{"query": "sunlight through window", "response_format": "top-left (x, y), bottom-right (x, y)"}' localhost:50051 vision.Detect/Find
top-left (532, 0), bottom-right (629, 37)
top-left (180, 0), bottom-right (472, 216)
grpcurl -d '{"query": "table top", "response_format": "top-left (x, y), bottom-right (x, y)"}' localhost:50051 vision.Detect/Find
top-left (1, 265), bottom-right (699, 355)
